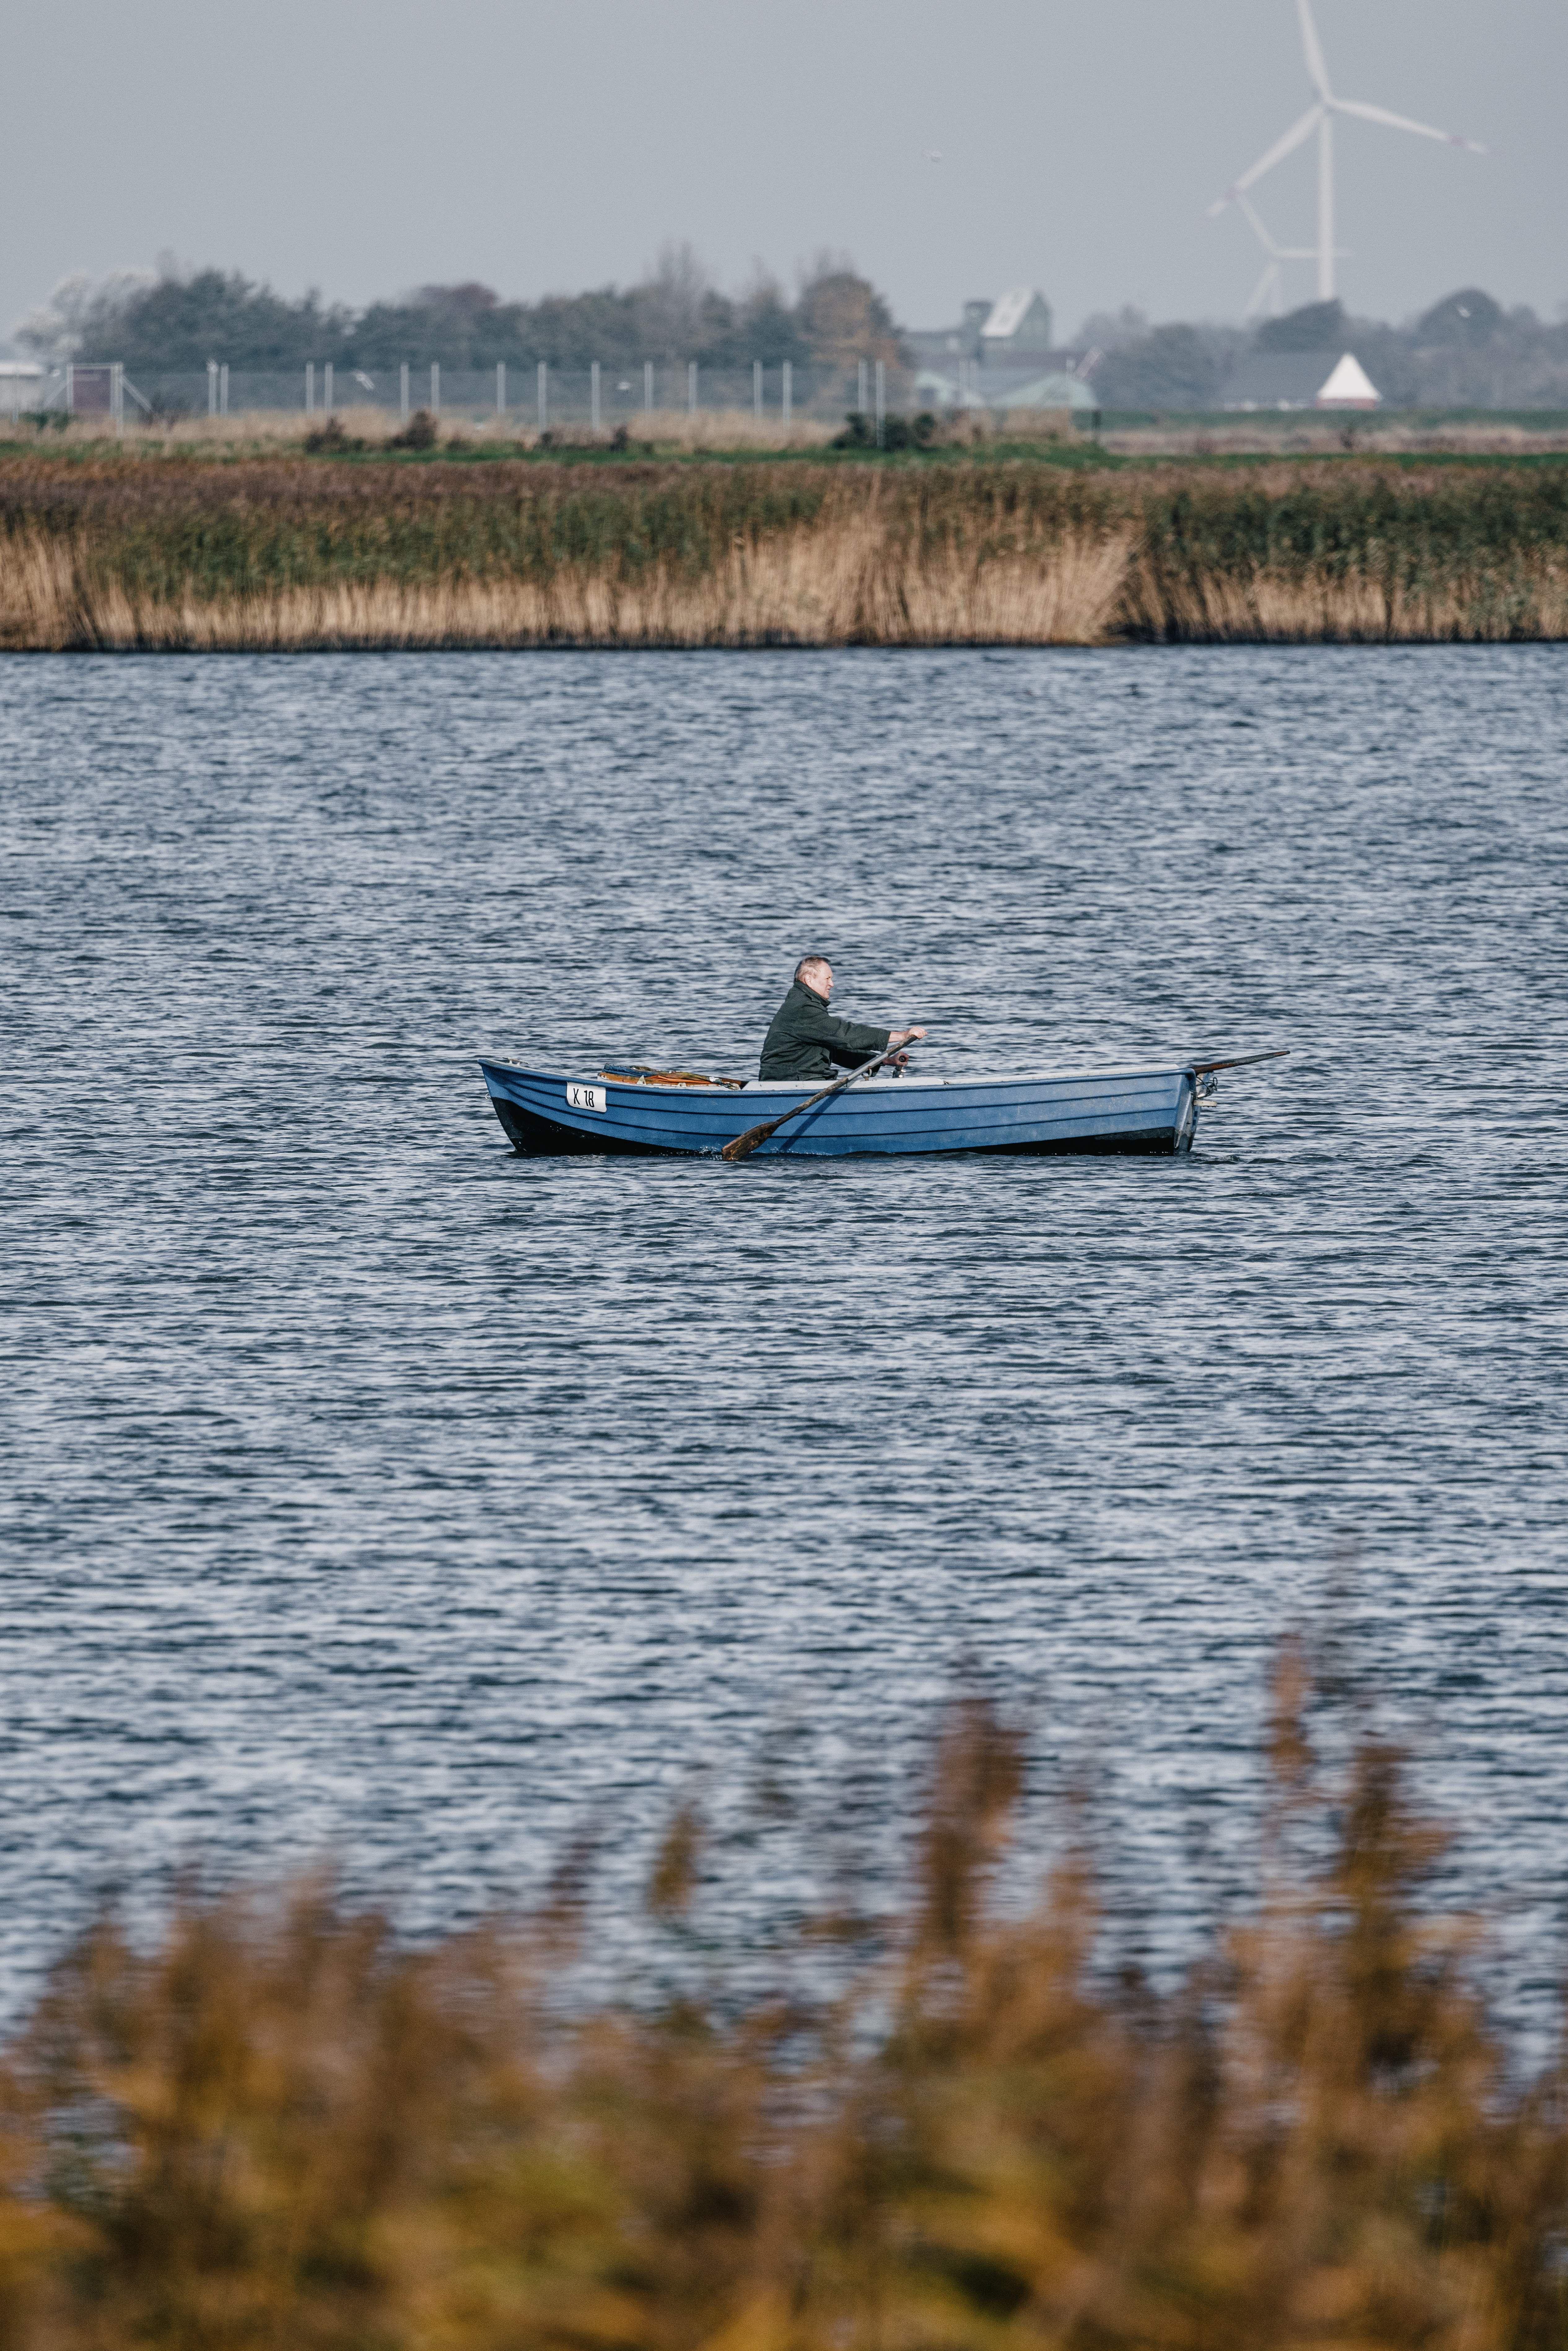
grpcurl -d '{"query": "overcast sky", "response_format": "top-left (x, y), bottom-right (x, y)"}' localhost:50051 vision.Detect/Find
top-left (4, 0), bottom-right (1562, 348)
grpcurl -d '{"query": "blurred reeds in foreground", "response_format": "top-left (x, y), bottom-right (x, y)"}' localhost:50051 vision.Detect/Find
top-left (2, 456), bottom-right (1567, 647)
top-left (2, 1646), bottom-right (1566, 2351)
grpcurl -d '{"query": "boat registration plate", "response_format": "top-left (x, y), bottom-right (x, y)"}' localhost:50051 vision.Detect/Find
top-left (566, 1083), bottom-right (607, 1114)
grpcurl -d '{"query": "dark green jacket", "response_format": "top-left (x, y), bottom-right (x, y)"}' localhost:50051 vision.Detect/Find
top-left (759, 980), bottom-right (890, 1082)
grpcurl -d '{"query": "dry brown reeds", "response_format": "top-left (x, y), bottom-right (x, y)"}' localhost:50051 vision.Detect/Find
top-left (2, 452), bottom-right (1567, 647)
top-left (0, 525), bottom-right (1133, 652)
top-left (0, 1645), bottom-right (1565, 2351)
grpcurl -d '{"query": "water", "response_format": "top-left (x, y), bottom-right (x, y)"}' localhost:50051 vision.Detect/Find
top-left (3, 645), bottom-right (1565, 2018)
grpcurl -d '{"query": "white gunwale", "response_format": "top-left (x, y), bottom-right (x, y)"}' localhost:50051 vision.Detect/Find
top-left (481, 1059), bottom-right (1201, 1095)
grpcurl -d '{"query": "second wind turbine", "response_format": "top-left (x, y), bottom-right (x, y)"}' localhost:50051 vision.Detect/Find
top-left (1208, 0), bottom-right (1486, 304)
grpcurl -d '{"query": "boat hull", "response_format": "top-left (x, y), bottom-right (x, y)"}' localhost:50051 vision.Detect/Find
top-left (478, 1059), bottom-right (1199, 1160)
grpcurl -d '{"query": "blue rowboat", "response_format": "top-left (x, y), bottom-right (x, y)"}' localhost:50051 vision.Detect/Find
top-left (477, 1055), bottom-right (1223, 1159)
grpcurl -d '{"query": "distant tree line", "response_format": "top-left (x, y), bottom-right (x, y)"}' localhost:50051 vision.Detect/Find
top-left (17, 246), bottom-right (907, 379)
top-left (18, 255), bottom-right (1568, 409)
top-left (1085, 291), bottom-right (1568, 412)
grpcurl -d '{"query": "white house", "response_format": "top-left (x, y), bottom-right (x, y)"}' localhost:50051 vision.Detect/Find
top-left (979, 289), bottom-right (1054, 357)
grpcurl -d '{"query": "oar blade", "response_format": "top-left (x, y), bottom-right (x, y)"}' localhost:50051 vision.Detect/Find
top-left (720, 1120), bottom-right (775, 1163)
top-left (721, 1034), bottom-right (925, 1161)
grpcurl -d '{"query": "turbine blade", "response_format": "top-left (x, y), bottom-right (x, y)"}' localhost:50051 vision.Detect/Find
top-left (1297, 0), bottom-right (1333, 98)
top-left (1234, 190), bottom-right (1282, 257)
top-left (1246, 260), bottom-right (1280, 320)
top-left (1206, 104), bottom-right (1323, 215)
top-left (1333, 96), bottom-right (1487, 152)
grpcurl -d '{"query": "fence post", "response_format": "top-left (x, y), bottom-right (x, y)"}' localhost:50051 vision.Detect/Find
top-left (400, 362), bottom-right (409, 420)
top-left (875, 360), bottom-right (885, 448)
top-left (207, 360), bottom-right (218, 417)
top-left (782, 361), bottom-right (792, 426)
top-left (496, 361), bottom-right (505, 418)
top-left (591, 360), bottom-right (600, 433)
top-left (324, 362), bottom-right (333, 417)
top-left (112, 362), bottom-right (124, 437)
top-left (858, 359), bottom-right (868, 417)
top-left (306, 362), bottom-right (314, 414)
top-left (687, 361), bottom-right (697, 415)
top-left (220, 363), bottom-right (229, 416)
top-left (644, 360), bottom-right (654, 416)
top-left (430, 362), bottom-right (439, 416)
top-left (753, 360), bottom-right (762, 419)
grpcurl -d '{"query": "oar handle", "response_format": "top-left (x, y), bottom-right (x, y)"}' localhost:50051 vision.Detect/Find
top-left (720, 1030), bottom-right (925, 1163)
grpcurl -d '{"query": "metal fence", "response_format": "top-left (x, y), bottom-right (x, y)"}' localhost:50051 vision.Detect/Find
top-left (34, 357), bottom-right (903, 428)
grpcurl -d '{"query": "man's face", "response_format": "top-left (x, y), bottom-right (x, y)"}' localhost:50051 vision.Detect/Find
top-left (808, 963), bottom-right (834, 999)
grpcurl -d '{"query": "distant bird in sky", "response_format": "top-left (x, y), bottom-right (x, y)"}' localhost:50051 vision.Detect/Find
top-left (926, 151), bottom-right (942, 163)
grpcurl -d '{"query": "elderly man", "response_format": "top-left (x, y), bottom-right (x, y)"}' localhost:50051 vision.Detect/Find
top-left (759, 956), bottom-right (927, 1082)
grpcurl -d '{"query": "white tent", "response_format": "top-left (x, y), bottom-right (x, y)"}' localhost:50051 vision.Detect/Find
top-left (1315, 352), bottom-right (1380, 408)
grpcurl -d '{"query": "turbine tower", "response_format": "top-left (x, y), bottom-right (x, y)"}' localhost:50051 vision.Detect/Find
top-left (1209, 0), bottom-right (1485, 304)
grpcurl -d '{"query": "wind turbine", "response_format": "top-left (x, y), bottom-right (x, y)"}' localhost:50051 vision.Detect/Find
top-left (1234, 191), bottom-right (1320, 319)
top-left (1208, 0), bottom-right (1486, 304)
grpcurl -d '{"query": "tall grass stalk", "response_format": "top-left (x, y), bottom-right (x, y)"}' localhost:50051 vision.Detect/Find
top-left (2, 456), bottom-right (1566, 646)
top-left (1, 1647), bottom-right (1565, 2350)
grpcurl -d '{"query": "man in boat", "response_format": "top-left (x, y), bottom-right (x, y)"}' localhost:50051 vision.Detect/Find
top-left (759, 956), bottom-right (926, 1082)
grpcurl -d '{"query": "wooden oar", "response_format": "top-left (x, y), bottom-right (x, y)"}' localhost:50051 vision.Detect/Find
top-left (1188, 1048), bottom-right (1289, 1074)
top-left (721, 1037), bottom-right (922, 1162)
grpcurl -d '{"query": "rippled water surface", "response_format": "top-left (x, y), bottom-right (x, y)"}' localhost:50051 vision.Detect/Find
top-left (3, 646), bottom-right (1566, 2010)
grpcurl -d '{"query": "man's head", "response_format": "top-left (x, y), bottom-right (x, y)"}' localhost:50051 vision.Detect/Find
top-left (794, 955), bottom-right (833, 998)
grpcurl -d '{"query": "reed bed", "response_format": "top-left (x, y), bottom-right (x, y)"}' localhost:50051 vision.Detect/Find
top-left (2, 454), bottom-right (1566, 646)
top-left (0, 406), bottom-right (842, 456)
top-left (14, 412), bottom-right (1568, 463)
top-left (1103, 421), bottom-right (1568, 459)
top-left (1, 1645), bottom-right (1565, 2351)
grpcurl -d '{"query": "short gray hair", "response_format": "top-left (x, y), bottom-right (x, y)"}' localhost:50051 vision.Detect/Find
top-left (794, 954), bottom-right (831, 984)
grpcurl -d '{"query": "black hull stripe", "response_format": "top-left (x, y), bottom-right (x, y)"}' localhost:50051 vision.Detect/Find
top-left (489, 1098), bottom-right (1185, 1160)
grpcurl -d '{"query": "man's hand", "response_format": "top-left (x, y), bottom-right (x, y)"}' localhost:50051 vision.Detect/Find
top-left (889, 1027), bottom-right (928, 1048)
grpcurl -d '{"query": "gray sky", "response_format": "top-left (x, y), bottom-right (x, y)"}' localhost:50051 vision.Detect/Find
top-left (5, 0), bottom-right (1563, 346)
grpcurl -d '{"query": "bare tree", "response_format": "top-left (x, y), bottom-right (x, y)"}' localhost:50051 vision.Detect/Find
top-left (15, 269), bottom-right (155, 363)
top-left (636, 242), bottom-right (712, 362)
